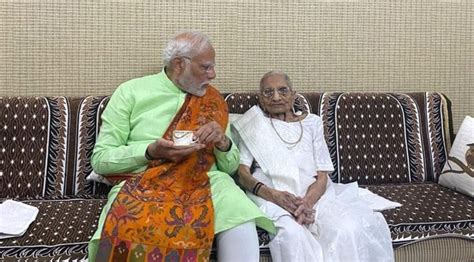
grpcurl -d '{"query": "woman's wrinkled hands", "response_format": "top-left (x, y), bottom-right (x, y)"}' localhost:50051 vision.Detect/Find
top-left (270, 190), bottom-right (315, 225)
top-left (293, 198), bottom-right (316, 225)
top-left (270, 189), bottom-right (303, 215)
top-left (147, 138), bottom-right (205, 163)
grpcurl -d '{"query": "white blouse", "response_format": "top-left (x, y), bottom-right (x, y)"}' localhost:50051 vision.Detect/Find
top-left (239, 113), bottom-right (335, 191)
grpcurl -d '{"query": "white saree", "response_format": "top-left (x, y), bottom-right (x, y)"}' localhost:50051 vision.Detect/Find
top-left (233, 106), bottom-right (397, 262)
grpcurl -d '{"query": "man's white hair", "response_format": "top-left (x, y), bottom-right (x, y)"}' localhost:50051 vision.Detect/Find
top-left (162, 31), bottom-right (212, 68)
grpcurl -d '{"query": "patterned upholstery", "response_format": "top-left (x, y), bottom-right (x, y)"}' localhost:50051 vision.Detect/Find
top-left (321, 93), bottom-right (425, 184)
top-left (409, 92), bottom-right (451, 182)
top-left (0, 96), bottom-right (68, 199)
top-left (0, 93), bottom-right (471, 261)
top-left (71, 96), bottom-right (110, 196)
top-left (0, 196), bottom-right (107, 260)
top-left (367, 183), bottom-right (473, 247)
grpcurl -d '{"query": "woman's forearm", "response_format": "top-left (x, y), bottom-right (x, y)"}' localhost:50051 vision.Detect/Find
top-left (304, 172), bottom-right (328, 207)
top-left (237, 164), bottom-right (275, 202)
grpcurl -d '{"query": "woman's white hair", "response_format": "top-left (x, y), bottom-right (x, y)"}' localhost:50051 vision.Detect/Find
top-left (259, 70), bottom-right (293, 90)
top-left (162, 31), bottom-right (212, 68)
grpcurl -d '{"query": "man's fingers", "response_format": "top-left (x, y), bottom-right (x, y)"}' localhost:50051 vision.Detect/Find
top-left (194, 122), bottom-right (217, 136)
top-left (174, 143), bottom-right (206, 153)
top-left (194, 121), bottom-right (224, 144)
top-left (152, 138), bottom-right (206, 162)
top-left (199, 130), bottom-right (217, 144)
top-left (193, 126), bottom-right (208, 140)
top-left (157, 138), bottom-right (175, 147)
top-left (166, 144), bottom-right (206, 162)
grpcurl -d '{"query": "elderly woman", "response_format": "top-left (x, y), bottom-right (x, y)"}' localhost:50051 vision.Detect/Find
top-left (233, 71), bottom-right (395, 262)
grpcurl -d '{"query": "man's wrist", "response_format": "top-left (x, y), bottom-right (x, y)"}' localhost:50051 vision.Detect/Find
top-left (216, 136), bottom-right (232, 152)
top-left (145, 147), bottom-right (153, 160)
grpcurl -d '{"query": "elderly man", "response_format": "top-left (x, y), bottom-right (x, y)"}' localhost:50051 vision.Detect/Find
top-left (88, 31), bottom-right (274, 262)
top-left (234, 71), bottom-right (395, 262)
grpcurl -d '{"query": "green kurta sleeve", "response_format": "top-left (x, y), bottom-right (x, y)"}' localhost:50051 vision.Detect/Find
top-left (91, 73), bottom-right (187, 174)
top-left (213, 126), bottom-right (240, 175)
top-left (91, 82), bottom-right (150, 174)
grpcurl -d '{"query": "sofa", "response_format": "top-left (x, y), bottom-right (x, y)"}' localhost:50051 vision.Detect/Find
top-left (1, 92), bottom-right (473, 261)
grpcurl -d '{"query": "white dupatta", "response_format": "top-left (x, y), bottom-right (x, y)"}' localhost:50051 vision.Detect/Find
top-left (233, 106), bottom-right (302, 195)
top-left (233, 106), bottom-right (402, 212)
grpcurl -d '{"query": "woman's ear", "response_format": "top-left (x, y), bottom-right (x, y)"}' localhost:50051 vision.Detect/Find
top-left (257, 94), bottom-right (268, 113)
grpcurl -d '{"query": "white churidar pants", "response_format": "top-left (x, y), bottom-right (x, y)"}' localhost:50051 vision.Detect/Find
top-left (216, 220), bottom-right (259, 262)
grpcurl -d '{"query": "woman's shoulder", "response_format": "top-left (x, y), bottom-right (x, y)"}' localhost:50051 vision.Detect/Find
top-left (302, 112), bottom-right (323, 124)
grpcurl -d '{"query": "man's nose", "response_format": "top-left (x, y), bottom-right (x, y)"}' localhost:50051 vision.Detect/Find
top-left (207, 67), bottom-right (216, 80)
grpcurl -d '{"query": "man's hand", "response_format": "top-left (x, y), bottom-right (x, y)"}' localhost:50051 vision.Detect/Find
top-left (147, 138), bottom-right (205, 163)
top-left (269, 189), bottom-right (303, 214)
top-left (194, 121), bottom-right (230, 151)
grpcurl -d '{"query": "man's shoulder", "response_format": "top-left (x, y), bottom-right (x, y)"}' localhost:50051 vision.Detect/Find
top-left (119, 74), bottom-right (159, 89)
top-left (113, 74), bottom-right (161, 98)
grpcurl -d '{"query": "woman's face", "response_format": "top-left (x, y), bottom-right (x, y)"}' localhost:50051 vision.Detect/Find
top-left (259, 74), bottom-right (296, 115)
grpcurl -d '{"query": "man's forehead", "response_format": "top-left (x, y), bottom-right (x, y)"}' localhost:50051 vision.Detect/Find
top-left (193, 46), bottom-right (215, 61)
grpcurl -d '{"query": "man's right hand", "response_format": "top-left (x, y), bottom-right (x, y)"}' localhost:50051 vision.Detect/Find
top-left (146, 138), bottom-right (206, 163)
top-left (269, 189), bottom-right (303, 215)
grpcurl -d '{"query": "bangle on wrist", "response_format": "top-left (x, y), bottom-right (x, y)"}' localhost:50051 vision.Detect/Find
top-left (252, 182), bottom-right (265, 196)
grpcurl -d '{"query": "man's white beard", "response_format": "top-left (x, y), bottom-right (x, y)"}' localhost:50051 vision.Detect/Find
top-left (178, 68), bottom-right (208, 97)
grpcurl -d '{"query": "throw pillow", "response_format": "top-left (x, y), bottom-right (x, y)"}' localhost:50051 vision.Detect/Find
top-left (86, 170), bottom-right (133, 186)
top-left (86, 171), bottom-right (112, 186)
top-left (439, 116), bottom-right (474, 197)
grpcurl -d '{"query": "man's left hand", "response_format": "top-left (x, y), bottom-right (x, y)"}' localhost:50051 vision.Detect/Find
top-left (194, 121), bottom-right (230, 151)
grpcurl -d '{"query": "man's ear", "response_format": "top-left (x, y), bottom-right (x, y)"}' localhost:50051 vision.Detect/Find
top-left (172, 57), bottom-right (185, 73)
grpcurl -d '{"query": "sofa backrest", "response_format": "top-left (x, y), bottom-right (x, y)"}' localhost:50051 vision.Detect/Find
top-left (69, 96), bottom-right (110, 196)
top-left (320, 92), bottom-right (450, 184)
top-left (225, 92), bottom-right (452, 185)
top-left (0, 96), bottom-right (69, 198)
top-left (0, 91), bottom-right (453, 199)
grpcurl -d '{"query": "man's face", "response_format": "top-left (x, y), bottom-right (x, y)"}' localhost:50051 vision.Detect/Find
top-left (177, 46), bottom-right (216, 97)
top-left (259, 74), bottom-right (295, 115)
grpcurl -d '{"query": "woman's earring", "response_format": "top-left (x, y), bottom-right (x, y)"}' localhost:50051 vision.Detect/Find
top-left (292, 98), bottom-right (302, 116)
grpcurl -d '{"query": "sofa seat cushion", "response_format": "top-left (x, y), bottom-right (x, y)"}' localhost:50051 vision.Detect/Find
top-left (0, 197), bottom-right (107, 260)
top-left (366, 183), bottom-right (474, 247)
top-left (0, 197), bottom-right (272, 261)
